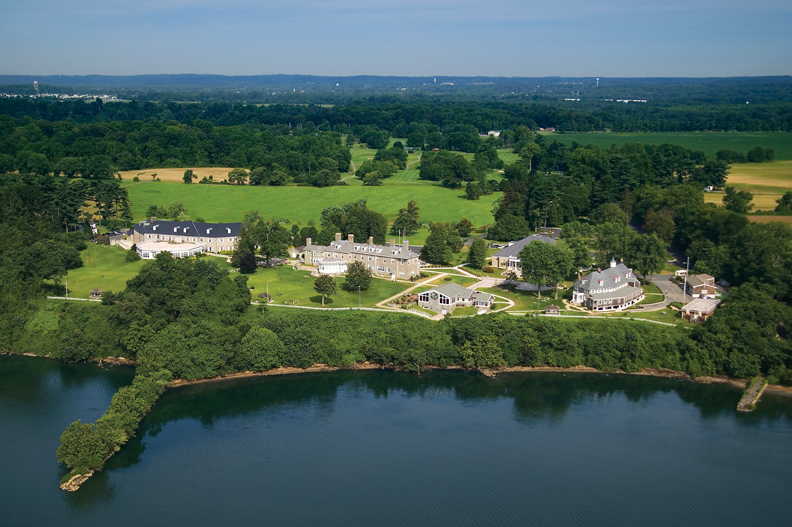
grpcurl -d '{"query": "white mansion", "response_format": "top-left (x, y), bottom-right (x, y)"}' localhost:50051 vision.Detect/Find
top-left (572, 259), bottom-right (644, 311)
top-left (131, 219), bottom-right (242, 259)
top-left (300, 233), bottom-right (421, 280)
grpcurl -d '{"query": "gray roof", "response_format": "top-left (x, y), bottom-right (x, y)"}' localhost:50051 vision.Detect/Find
top-left (431, 282), bottom-right (476, 299)
top-left (574, 261), bottom-right (636, 293)
top-left (310, 239), bottom-right (419, 260)
top-left (687, 274), bottom-right (715, 288)
top-left (473, 292), bottom-right (493, 303)
top-left (492, 234), bottom-right (556, 259)
top-left (133, 220), bottom-right (242, 238)
top-left (587, 285), bottom-right (642, 301)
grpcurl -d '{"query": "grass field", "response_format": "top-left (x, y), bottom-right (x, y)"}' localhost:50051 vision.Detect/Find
top-left (236, 264), bottom-right (412, 308)
top-left (543, 132), bottom-right (792, 160)
top-left (54, 244), bottom-right (146, 298)
top-left (125, 180), bottom-right (501, 225)
top-left (746, 216), bottom-right (792, 225)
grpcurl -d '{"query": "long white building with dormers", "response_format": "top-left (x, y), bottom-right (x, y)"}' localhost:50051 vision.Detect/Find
top-left (300, 232), bottom-right (420, 280)
top-left (572, 258), bottom-right (644, 311)
top-left (131, 219), bottom-right (243, 258)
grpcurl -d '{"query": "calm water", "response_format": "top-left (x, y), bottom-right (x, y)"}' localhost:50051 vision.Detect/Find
top-left (1, 356), bottom-right (792, 526)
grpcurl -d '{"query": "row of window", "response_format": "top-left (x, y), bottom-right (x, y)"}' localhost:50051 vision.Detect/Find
top-left (146, 234), bottom-right (236, 243)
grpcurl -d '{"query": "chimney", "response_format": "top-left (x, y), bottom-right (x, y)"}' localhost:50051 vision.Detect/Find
top-left (335, 232), bottom-right (341, 242)
top-left (403, 239), bottom-right (409, 251)
top-left (305, 237), bottom-right (312, 246)
top-left (368, 236), bottom-right (374, 245)
top-left (389, 238), bottom-right (395, 247)
top-left (150, 217), bottom-right (156, 223)
top-left (348, 234), bottom-right (354, 243)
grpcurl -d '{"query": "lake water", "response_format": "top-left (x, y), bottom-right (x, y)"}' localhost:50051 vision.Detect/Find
top-left (1, 355), bottom-right (791, 526)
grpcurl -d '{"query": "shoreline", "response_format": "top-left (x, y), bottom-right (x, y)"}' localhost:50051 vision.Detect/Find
top-left (6, 350), bottom-right (792, 396)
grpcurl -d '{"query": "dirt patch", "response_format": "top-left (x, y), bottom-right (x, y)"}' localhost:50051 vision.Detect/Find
top-left (119, 167), bottom-right (240, 183)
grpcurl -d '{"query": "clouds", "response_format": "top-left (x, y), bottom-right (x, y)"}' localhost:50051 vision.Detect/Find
top-left (1, 0), bottom-right (790, 76)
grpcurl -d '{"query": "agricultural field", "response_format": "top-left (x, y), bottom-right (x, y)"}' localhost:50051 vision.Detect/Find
top-left (119, 167), bottom-right (237, 183)
top-left (125, 179), bottom-right (500, 225)
top-left (542, 132), bottom-right (792, 160)
top-left (703, 161), bottom-right (792, 210)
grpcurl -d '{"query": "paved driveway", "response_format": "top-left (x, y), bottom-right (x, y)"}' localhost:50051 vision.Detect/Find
top-left (646, 275), bottom-right (687, 304)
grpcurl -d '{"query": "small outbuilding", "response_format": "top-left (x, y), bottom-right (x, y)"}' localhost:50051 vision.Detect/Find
top-left (544, 304), bottom-right (561, 315)
top-left (257, 292), bottom-right (272, 302)
top-left (681, 298), bottom-right (721, 323)
top-left (90, 288), bottom-right (103, 299)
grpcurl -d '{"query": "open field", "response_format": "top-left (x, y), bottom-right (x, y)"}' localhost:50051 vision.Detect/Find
top-left (125, 180), bottom-right (500, 225)
top-left (119, 167), bottom-right (238, 183)
top-left (51, 244), bottom-right (146, 298)
top-left (696, 161), bottom-right (792, 211)
top-left (543, 132), bottom-right (792, 160)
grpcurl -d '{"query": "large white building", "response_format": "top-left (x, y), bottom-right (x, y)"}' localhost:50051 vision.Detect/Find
top-left (131, 219), bottom-right (243, 258)
top-left (572, 259), bottom-right (644, 311)
top-left (300, 233), bottom-right (420, 280)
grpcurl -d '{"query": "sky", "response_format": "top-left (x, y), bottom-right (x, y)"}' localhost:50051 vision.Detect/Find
top-left (1, 0), bottom-right (790, 77)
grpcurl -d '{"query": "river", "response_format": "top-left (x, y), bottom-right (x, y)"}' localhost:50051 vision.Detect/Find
top-left (1, 355), bottom-right (791, 526)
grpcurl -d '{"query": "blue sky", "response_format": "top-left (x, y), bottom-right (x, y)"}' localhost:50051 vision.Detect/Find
top-left (1, 0), bottom-right (790, 77)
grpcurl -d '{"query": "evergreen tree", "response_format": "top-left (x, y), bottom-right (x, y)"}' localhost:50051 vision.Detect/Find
top-left (345, 261), bottom-right (373, 291)
top-left (391, 200), bottom-right (421, 236)
top-left (468, 238), bottom-right (487, 269)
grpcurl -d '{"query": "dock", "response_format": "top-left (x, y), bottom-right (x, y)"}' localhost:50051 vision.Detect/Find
top-left (737, 376), bottom-right (768, 412)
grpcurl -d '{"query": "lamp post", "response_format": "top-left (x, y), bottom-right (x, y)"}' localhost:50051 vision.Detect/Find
top-left (358, 286), bottom-right (361, 308)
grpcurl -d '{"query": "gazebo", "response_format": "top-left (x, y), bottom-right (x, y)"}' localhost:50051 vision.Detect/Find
top-left (90, 288), bottom-right (103, 299)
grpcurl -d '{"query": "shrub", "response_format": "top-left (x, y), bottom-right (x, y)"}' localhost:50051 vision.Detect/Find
top-left (483, 266), bottom-right (494, 274)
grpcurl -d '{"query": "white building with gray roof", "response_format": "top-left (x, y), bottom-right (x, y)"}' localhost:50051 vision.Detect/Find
top-left (300, 233), bottom-right (420, 280)
top-left (572, 258), bottom-right (644, 311)
top-left (418, 282), bottom-right (494, 314)
top-left (491, 233), bottom-right (557, 274)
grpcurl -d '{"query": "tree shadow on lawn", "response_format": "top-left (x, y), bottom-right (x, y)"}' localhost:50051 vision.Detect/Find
top-left (309, 295), bottom-right (335, 305)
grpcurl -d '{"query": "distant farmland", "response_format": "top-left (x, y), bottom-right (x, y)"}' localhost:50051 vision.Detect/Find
top-left (543, 132), bottom-right (792, 160)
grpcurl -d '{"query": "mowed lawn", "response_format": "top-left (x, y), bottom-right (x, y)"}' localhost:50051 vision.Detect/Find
top-left (56, 244), bottom-right (146, 298)
top-left (543, 132), bottom-right (792, 160)
top-left (126, 180), bottom-right (501, 225)
top-left (219, 263), bottom-right (412, 308)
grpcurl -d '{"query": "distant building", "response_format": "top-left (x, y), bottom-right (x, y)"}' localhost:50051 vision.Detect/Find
top-left (487, 130), bottom-right (502, 138)
top-left (417, 282), bottom-right (493, 314)
top-left (300, 233), bottom-right (420, 280)
top-left (572, 259), bottom-right (644, 311)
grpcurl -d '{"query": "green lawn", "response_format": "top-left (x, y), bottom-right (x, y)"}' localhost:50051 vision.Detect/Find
top-left (233, 264), bottom-right (412, 308)
top-left (543, 132), bottom-right (792, 160)
top-left (429, 274), bottom-right (479, 287)
top-left (478, 286), bottom-right (566, 311)
top-left (55, 244), bottom-right (146, 298)
top-left (450, 306), bottom-right (478, 317)
top-left (126, 180), bottom-right (500, 226)
top-left (389, 169), bottom-right (421, 182)
top-left (496, 149), bottom-right (520, 164)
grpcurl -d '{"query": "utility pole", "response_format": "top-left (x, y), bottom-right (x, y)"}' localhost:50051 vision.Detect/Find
top-left (683, 257), bottom-right (689, 304)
